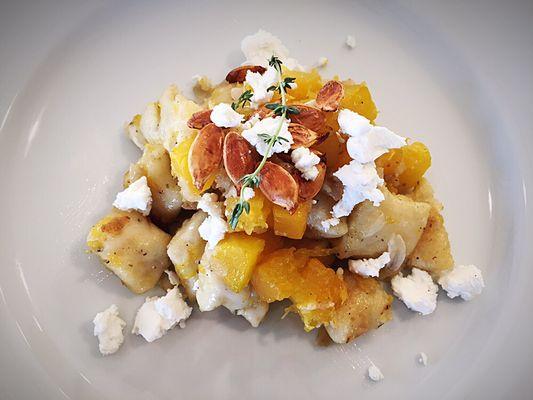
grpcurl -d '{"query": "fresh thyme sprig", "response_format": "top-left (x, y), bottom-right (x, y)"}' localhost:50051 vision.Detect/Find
top-left (229, 55), bottom-right (298, 229)
top-left (231, 89), bottom-right (253, 110)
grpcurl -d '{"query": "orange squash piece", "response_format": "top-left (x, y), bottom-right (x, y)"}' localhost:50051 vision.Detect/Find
top-left (376, 142), bottom-right (432, 194)
top-left (211, 233), bottom-right (265, 293)
top-left (272, 201), bottom-right (312, 239)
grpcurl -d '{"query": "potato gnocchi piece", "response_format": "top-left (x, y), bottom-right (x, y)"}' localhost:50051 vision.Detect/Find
top-left (326, 273), bottom-right (393, 344)
top-left (306, 193), bottom-right (348, 239)
top-left (407, 179), bottom-right (454, 276)
top-left (87, 210), bottom-right (172, 294)
top-left (167, 211), bottom-right (207, 281)
top-left (336, 186), bottom-right (430, 259)
top-left (124, 144), bottom-right (182, 226)
top-left (126, 85), bottom-right (202, 152)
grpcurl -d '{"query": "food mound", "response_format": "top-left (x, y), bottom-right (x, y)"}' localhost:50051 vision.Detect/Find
top-left (87, 31), bottom-right (484, 353)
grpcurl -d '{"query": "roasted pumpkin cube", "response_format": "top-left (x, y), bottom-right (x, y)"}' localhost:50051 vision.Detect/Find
top-left (211, 233), bottom-right (265, 293)
top-left (284, 68), bottom-right (323, 102)
top-left (225, 192), bottom-right (272, 235)
top-left (290, 258), bottom-right (347, 331)
top-left (87, 210), bottom-right (171, 294)
top-left (376, 142), bottom-right (432, 194)
top-left (273, 201), bottom-right (312, 239)
top-left (325, 273), bottom-right (393, 343)
top-left (251, 248), bottom-right (307, 303)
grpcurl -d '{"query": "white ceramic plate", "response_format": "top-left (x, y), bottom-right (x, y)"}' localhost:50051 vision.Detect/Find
top-left (1, 1), bottom-right (532, 399)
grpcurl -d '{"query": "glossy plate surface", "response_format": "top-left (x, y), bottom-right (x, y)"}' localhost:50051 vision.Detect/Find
top-left (1, 1), bottom-right (532, 399)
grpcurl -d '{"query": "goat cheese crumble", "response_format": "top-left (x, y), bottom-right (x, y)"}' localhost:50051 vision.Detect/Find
top-left (197, 193), bottom-right (228, 249)
top-left (391, 268), bottom-right (438, 315)
top-left (349, 252), bottom-right (391, 277)
top-left (345, 35), bottom-right (356, 49)
top-left (321, 217), bottom-right (340, 231)
top-left (330, 109), bottom-right (406, 218)
top-left (418, 352), bottom-right (428, 366)
top-left (241, 29), bottom-right (302, 70)
top-left (245, 66), bottom-right (278, 105)
top-left (438, 264), bottom-right (485, 301)
top-left (315, 57), bottom-right (329, 68)
top-left (368, 364), bottom-right (384, 382)
top-left (332, 160), bottom-right (384, 218)
top-left (242, 187), bottom-right (256, 201)
top-left (93, 304), bottom-right (126, 355)
top-left (242, 116), bottom-right (293, 157)
top-left (210, 103), bottom-right (243, 128)
top-left (338, 109), bottom-right (406, 164)
top-left (132, 287), bottom-right (192, 342)
top-left (113, 176), bottom-right (152, 216)
top-left (291, 147), bottom-right (321, 180)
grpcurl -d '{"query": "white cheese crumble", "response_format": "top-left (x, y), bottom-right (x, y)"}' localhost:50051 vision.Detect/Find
top-left (113, 176), bottom-right (152, 216)
top-left (418, 352), bottom-right (428, 366)
top-left (242, 187), bottom-right (256, 201)
top-left (391, 268), bottom-right (438, 315)
top-left (338, 109), bottom-right (406, 164)
top-left (214, 170), bottom-right (238, 199)
top-left (245, 66), bottom-right (278, 105)
top-left (132, 287), bottom-right (192, 343)
top-left (197, 193), bottom-right (228, 249)
top-left (315, 57), bottom-right (329, 68)
top-left (345, 35), bottom-right (356, 49)
top-left (165, 270), bottom-right (179, 286)
top-left (291, 147), bottom-right (320, 181)
top-left (368, 364), bottom-right (384, 382)
top-left (241, 30), bottom-right (302, 70)
top-left (192, 75), bottom-right (213, 92)
top-left (210, 103), bottom-right (244, 128)
top-left (349, 252), bottom-right (391, 278)
top-left (330, 109), bottom-right (406, 218)
top-left (332, 160), bottom-right (384, 218)
top-left (93, 304), bottom-right (126, 355)
top-left (242, 116), bottom-right (293, 157)
top-left (321, 217), bottom-right (340, 231)
top-left (438, 264), bottom-right (485, 301)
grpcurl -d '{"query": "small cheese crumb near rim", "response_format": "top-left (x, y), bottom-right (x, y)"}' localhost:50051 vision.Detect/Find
top-left (368, 363), bottom-right (384, 382)
top-left (345, 35), bottom-right (356, 49)
top-left (417, 352), bottom-right (428, 366)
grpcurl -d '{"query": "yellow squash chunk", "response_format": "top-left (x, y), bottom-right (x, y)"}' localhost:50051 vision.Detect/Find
top-left (290, 258), bottom-right (347, 332)
top-left (225, 192), bottom-right (272, 235)
top-left (272, 201), bottom-right (312, 239)
top-left (284, 68), bottom-right (323, 102)
top-left (376, 142), bottom-right (432, 194)
top-left (211, 233), bottom-right (265, 293)
top-left (326, 273), bottom-right (392, 344)
top-left (170, 133), bottom-right (215, 201)
top-left (251, 248), bottom-right (307, 303)
top-left (87, 210), bottom-right (171, 294)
